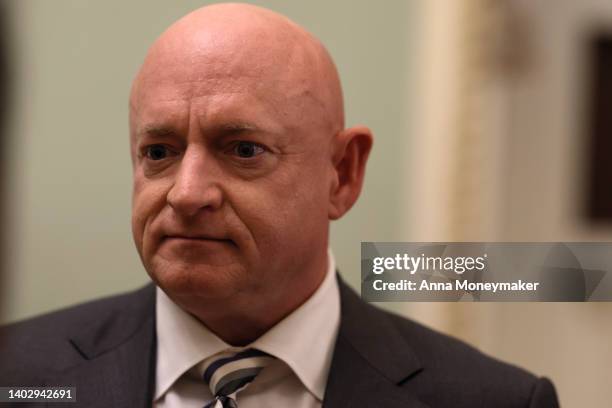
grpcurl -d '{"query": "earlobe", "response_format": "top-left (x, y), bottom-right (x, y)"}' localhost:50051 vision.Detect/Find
top-left (328, 126), bottom-right (373, 220)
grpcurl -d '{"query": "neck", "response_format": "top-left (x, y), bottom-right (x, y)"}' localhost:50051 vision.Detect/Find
top-left (178, 253), bottom-right (329, 346)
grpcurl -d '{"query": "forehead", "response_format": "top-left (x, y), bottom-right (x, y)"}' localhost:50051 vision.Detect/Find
top-left (130, 41), bottom-right (318, 134)
top-left (132, 85), bottom-right (287, 140)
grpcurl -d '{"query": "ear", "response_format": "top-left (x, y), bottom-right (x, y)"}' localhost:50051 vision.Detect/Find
top-left (328, 126), bottom-right (373, 220)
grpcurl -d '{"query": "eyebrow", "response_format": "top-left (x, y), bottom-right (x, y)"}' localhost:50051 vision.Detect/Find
top-left (140, 125), bottom-right (177, 138)
top-left (213, 122), bottom-right (262, 136)
top-left (139, 122), bottom-right (266, 139)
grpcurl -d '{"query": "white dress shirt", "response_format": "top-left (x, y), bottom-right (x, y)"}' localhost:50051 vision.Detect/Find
top-left (153, 250), bottom-right (340, 407)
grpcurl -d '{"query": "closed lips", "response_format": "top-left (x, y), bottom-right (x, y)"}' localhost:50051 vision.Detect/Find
top-left (163, 235), bottom-right (236, 246)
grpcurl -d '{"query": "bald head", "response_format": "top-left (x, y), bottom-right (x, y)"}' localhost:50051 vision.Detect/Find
top-left (130, 3), bottom-right (344, 142)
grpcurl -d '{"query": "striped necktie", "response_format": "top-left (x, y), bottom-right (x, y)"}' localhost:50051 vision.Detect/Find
top-left (202, 349), bottom-right (275, 408)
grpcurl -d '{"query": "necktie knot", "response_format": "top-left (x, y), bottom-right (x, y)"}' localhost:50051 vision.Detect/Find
top-left (202, 348), bottom-right (275, 408)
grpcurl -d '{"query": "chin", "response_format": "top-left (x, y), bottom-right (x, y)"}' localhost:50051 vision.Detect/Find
top-left (148, 258), bottom-right (247, 299)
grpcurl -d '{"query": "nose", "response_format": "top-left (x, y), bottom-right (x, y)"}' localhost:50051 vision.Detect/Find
top-left (167, 146), bottom-right (223, 217)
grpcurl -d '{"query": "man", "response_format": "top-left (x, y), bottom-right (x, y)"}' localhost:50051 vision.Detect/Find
top-left (0, 3), bottom-right (559, 407)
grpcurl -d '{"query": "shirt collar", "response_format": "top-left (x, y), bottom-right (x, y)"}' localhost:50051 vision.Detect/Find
top-left (154, 285), bottom-right (230, 401)
top-left (251, 249), bottom-right (340, 400)
top-left (154, 249), bottom-right (340, 402)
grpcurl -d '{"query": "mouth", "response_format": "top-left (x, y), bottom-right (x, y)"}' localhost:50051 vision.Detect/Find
top-left (162, 235), bottom-right (236, 247)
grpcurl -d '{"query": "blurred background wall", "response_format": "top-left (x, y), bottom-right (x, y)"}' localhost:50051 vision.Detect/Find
top-left (0, 2), bottom-right (9, 317)
top-left (402, 1), bottom-right (612, 407)
top-left (1, 1), bottom-right (611, 407)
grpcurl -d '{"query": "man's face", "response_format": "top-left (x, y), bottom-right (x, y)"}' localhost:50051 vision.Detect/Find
top-left (130, 40), bottom-right (334, 300)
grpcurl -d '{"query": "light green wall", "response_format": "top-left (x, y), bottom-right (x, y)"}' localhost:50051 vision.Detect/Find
top-left (1, 0), bottom-right (413, 323)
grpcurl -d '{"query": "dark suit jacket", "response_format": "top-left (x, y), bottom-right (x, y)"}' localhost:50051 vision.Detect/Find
top-left (0, 277), bottom-right (559, 407)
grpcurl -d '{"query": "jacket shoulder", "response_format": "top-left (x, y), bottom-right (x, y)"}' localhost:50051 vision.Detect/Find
top-left (0, 284), bottom-right (155, 384)
top-left (381, 306), bottom-right (557, 407)
top-left (337, 278), bottom-right (558, 406)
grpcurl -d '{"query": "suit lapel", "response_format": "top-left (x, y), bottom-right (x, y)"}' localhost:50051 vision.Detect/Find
top-left (55, 284), bottom-right (157, 408)
top-left (323, 276), bottom-right (429, 408)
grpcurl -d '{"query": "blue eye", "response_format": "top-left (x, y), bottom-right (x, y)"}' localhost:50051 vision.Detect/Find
top-left (234, 141), bottom-right (264, 158)
top-left (145, 145), bottom-right (170, 160)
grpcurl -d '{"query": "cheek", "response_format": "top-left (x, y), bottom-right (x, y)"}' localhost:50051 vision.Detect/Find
top-left (131, 176), bottom-right (171, 254)
top-left (231, 164), bottom-right (330, 255)
top-left (277, 160), bottom-right (331, 217)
